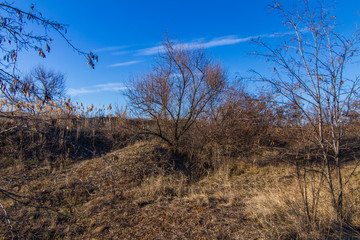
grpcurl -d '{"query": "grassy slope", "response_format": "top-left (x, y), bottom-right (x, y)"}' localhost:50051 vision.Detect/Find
top-left (1, 141), bottom-right (360, 239)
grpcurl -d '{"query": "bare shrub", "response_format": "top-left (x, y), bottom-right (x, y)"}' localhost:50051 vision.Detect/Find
top-left (210, 85), bottom-right (277, 154)
top-left (125, 37), bottom-right (226, 152)
top-left (183, 83), bottom-right (296, 177)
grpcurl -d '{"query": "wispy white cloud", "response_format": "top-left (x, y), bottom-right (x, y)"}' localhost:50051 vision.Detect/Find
top-left (111, 51), bottom-right (130, 56)
top-left (67, 83), bottom-right (128, 96)
top-left (108, 60), bottom-right (142, 67)
top-left (93, 46), bottom-right (128, 53)
top-left (138, 46), bottom-right (164, 56)
top-left (94, 83), bottom-right (128, 90)
top-left (136, 32), bottom-right (289, 56)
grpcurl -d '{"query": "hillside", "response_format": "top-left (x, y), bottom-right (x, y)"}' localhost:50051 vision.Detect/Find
top-left (1, 140), bottom-right (360, 239)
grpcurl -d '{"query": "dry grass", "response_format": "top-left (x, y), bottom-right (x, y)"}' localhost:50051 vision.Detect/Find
top-left (1, 140), bottom-right (360, 239)
top-left (243, 162), bottom-right (360, 239)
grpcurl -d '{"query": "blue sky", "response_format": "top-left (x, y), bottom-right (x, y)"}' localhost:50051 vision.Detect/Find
top-left (13, 0), bottom-right (360, 109)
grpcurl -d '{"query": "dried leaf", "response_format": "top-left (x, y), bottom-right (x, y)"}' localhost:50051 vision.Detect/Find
top-left (38, 49), bottom-right (45, 58)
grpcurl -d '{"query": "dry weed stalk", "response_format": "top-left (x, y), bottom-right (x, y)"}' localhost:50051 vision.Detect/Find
top-left (0, 200), bottom-right (13, 239)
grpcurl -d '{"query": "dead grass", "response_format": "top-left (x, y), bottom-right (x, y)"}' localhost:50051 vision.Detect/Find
top-left (1, 141), bottom-right (360, 239)
top-left (243, 162), bottom-right (360, 239)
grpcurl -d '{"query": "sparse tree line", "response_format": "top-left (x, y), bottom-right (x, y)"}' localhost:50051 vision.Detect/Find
top-left (1, 0), bottom-right (360, 238)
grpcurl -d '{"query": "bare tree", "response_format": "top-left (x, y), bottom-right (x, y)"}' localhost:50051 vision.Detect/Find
top-left (0, 2), bottom-right (97, 105)
top-left (253, 0), bottom-right (360, 222)
top-left (125, 37), bottom-right (226, 150)
top-left (20, 66), bottom-right (66, 114)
